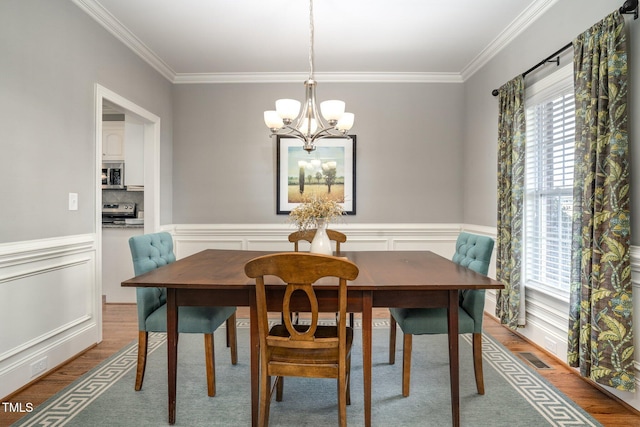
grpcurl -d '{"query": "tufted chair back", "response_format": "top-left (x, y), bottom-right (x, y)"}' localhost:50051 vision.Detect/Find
top-left (452, 232), bottom-right (494, 276)
top-left (452, 232), bottom-right (494, 333)
top-left (129, 232), bottom-right (177, 331)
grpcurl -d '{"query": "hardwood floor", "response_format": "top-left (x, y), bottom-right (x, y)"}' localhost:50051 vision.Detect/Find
top-left (1, 304), bottom-right (138, 427)
top-left (2, 304), bottom-right (639, 426)
top-left (482, 316), bottom-right (640, 427)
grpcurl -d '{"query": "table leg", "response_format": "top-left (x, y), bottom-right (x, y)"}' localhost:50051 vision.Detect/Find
top-left (166, 288), bottom-right (178, 425)
top-left (362, 291), bottom-right (372, 427)
top-left (448, 290), bottom-right (459, 427)
top-left (250, 291), bottom-right (259, 427)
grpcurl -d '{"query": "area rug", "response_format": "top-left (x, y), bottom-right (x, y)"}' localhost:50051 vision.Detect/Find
top-left (13, 320), bottom-right (601, 426)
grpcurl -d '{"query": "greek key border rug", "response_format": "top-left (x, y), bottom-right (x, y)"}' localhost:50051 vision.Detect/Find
top-left (13, 320), bottom-right (601, 426)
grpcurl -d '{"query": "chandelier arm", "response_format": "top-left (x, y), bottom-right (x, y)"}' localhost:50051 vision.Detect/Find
top-left (274, 126), bottom-right (306, 140)
top-left (272, 123), bottom-right (343, 141)
top-left (309, 127), bottom-right (349, 143)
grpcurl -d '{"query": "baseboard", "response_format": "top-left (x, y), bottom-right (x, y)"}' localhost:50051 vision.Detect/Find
top-left (0, 321), bottom-right (100, 401)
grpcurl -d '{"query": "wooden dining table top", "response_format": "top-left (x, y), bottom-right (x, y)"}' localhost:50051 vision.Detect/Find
top-left (122, 248), bottom-right (504, 292)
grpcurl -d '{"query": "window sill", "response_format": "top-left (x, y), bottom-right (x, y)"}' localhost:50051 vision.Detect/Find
top-left (524, 282), bottom-right (570, 303)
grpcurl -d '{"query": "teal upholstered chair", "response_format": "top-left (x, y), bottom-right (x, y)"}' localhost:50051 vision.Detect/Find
top-left (389, 232), bottom-right (494, 397)
top-left (129, 232), bottom-right (238, 396)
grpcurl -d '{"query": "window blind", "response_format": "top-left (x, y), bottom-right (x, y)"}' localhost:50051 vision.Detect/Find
top-left (524, 69), bottom-right (575, 294)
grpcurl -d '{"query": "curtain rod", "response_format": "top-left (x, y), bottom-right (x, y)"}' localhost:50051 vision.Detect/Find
top-left (490, 42), bottom-right (571, 96)
top-left (491, 0), bottom-right (638, 97)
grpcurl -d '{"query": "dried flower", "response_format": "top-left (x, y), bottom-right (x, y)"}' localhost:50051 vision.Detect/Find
top-left (289, 194), bottom-right (345, 231)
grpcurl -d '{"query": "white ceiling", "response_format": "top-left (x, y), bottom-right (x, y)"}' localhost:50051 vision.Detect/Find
top-left (74, 0), bottom-right (558, 83)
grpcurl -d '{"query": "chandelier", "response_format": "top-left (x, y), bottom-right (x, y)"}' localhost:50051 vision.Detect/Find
top-left (263, 0), bottom-right (354, 153)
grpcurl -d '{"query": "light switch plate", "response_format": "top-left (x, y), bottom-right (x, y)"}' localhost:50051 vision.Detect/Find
top-left (68, 193), bottom-right (78, 211)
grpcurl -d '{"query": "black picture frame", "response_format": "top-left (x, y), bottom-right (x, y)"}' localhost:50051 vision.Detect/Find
top-left (276, 135), bottom-right (356, 215)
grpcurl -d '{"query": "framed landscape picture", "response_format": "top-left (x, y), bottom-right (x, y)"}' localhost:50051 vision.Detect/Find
top-left (276, 135), bottom-right (356, 215)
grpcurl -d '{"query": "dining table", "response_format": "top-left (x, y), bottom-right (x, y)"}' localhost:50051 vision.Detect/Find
top-left (122, 248), bottom-right (504, 427)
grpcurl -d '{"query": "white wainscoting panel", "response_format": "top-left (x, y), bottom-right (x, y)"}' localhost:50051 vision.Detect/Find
top-left (170, 223), bottom-right (465, 259)
top-left (0, 234), bottom-right (99, 399)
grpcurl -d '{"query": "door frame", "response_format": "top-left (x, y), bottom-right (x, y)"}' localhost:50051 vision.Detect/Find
top-left (94, 84), bottom-right (161, 309)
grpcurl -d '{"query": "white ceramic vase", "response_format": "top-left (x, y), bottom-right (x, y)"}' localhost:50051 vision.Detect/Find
top-left (310, 219), bottom-right (332, 255)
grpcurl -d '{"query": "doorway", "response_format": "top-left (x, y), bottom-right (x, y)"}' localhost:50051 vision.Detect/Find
top-left (95, 84), bottom-right (161, 306)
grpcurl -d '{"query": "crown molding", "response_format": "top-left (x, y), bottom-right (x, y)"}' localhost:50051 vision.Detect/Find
top-left (461, 0), bottom-right (560, 80)
top-left (172, 71), bottom-right (464, 84)
top-left (71, 0), bottom-right (176, 81)
top-left (73, 0), bottom-right (556, 85)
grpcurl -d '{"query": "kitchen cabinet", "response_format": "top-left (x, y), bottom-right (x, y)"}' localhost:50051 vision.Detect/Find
top-left (102, 227), bottom-right (142, 303)
top-left (102, 117), bottom-right (144, 187)
top-left (102, 121), bottom-right (125, 161)
top-left (124, 115), bottom-right (144, 186)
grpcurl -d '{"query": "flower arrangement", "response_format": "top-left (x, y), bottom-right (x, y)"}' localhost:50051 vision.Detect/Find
top-left (289, 194), bottom-right (345, 231)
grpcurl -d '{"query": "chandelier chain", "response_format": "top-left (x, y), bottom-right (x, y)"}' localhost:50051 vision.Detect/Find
top-left (308, 0), bottom-right (314, 80)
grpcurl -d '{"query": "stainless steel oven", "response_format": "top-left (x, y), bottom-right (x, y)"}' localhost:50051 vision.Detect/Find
top-left (102, 161), bottom-right (125, 189)
top-left (102, 202), bottom-right (136, 224)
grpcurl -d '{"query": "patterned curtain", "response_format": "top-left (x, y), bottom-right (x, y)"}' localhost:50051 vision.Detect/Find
top-left (568, 10), bottom-right (634, 392)
top-left (495, 75), bottom-right (526, 330)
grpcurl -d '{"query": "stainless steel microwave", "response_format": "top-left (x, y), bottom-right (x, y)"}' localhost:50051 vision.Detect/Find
top-left (102, 161), bottom-right (125, 189)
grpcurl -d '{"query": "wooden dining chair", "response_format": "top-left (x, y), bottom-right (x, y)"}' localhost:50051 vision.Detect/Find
top-left (388, 232), bottom-right (494, 397)
top-left (288, 228), bottom-right (347, 253)
top-left (129, 232), bottom-right (238, 397)
top-left (288, 229), bottom-right (355, 327)
top-left (244, 252), bottom-right (359, 427)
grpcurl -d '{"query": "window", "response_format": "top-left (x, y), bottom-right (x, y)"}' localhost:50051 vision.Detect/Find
top-left (524, 66), bottom-right (574, 294)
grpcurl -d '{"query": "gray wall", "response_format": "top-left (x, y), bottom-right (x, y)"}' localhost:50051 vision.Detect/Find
top-left (4, 0), bottom-right (637, 242)
top-left (462, 0), bottom-right (639, 245)
top-left (172, 82), bottom-right (465, 223)
top-left (0, 0), bottom-right (174, 243)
